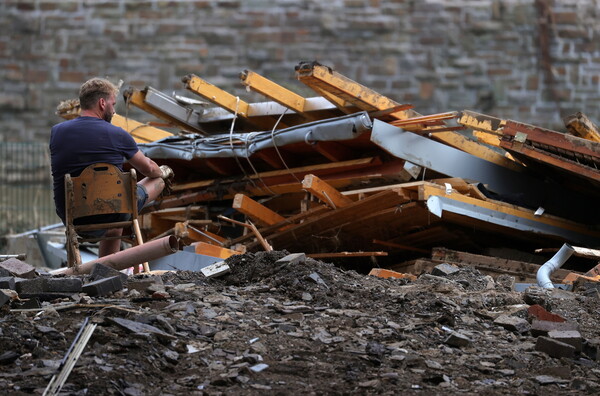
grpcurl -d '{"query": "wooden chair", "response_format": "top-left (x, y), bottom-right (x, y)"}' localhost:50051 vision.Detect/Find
top-left (64, 163), bottom-right (148, 271)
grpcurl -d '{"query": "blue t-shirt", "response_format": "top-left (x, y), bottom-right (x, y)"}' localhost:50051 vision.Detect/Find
top-left (50, 116), bottom-right (139, 222)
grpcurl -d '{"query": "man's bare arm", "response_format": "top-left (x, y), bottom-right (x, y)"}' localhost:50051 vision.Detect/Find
top-left (128, 150), bottom-right (162, 178)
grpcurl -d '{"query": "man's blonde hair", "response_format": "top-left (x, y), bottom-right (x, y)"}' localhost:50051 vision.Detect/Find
top-left (79, 78), bottom-right (119, 110)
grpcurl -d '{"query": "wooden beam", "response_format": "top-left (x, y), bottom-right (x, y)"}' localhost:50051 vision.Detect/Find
top-left (295, 63), bottom-right (522, 170)
top-left (564, 112), bottom-right (600, 143)
top-left (111, 114), bottom-right (173, 143)
top-left (239, 70), bottom-right (308, 115)
top-left (194, 242), bottom-right (240, 259)
top-left (372, 239), bottom-right (430, 254)
top-left (457, 110), bottom-right (506, 135)
top-left (123, 88), bottom-right (200, 133)
top-left (232, 194), bottom-right (286, 227)
top-left (182, 74), bottom-right (286, 130)
top-left (302, 174), bottom-right (353, 209)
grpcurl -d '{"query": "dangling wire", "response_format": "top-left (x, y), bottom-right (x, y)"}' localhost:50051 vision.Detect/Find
top-left (271, 109), bottom-right (302, 185)
top-left (228, 96), bottom-right (256, 187)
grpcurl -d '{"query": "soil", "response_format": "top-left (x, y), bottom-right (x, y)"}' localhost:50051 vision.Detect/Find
top-left (1, 251), bottom-right (600, 395)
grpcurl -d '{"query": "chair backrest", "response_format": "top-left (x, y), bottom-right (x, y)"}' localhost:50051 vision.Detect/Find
top-left (65, 163), bottom-right (138, 221)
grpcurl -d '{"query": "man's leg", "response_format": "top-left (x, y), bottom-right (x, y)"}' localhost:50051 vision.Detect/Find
top-left (98, 228), bottom-right (123, 257)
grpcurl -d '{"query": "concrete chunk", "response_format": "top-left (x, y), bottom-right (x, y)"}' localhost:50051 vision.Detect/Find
top-left (431, 263), bottom-right (460, 277)
top-left (275, 253), bottom-right (306, 266)
top-left (0, 277), bottom-right (15, 290)
top-left (536, 336), bottom-right (576, 359)
top-left (0, 258), bottom-right (36, 279)
top-left (548, 330), bottom-right (582, 352)
top-left (493, 314), bottom-right (530, 333)
top-left (530, 319), bottom-right (579, 337)
top-left (83, 276), bottom-right (123, 297)
top-left (90, 263), bottom-right (128, 283)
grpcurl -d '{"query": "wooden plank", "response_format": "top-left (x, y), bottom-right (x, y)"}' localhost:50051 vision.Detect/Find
top-left (111, 114), bottom-right (173, 143)
top-left (302, 174), bottom-right (353, 209)
top-left (307, 251), bottom-right (388, 258)
top-left (368, 268), bottom-right (417, 280)
top-left (457, 110), bottom-right (506, 135)
top-left (536, 246), bottom-right (600, 260)
top-left (194, 242), bottom-right (239, 259)
top-left (564, 112), bottom-right (600, 143)
top-left (232, 194), bottom-right (286, 227)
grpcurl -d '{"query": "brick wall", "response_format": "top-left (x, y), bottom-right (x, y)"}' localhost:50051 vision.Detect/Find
top-left (1, 0), bottom-right (600, 141)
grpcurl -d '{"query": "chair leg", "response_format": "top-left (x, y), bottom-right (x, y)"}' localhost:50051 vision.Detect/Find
top-left (65, 226), bottom-right (82, 268)
top-left (132, 219), bottom-right (150, 273)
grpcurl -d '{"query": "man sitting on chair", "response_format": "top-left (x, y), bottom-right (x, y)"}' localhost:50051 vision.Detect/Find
top-left (50, 77), bottom-right (173, 257)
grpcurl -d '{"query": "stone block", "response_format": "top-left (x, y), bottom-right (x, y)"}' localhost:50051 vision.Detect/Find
top-left (0, 258), bottom-right (36, 278)
top-left (275, 253), bottom-right (306, 266)
top-left (83, 276), bottom-right (123, 297)
top-left (493, 314), bottom-right (530, 333)
top-left (431, 263), bottom-right (460, 277)
top-left (536, 336), bottom-right (576, 359)
top-left (90, 263), bottom-right (128, 283)
top-left (530, 319), bottom-right (579, 337)
top-left (0, 267), bottom-right (10, 277)
top-left (548, 330), bottom-right (582, 352)
top-left (0, 277), bottom-right (15, 290)
top-left (44, 277), bottom-right (82, 293)
top-left (444, 332), bottom-right (471, 348)
top-left (15, 278), bottom-right (45, 294)
top-left (528, 304), bottom-right (566, 322)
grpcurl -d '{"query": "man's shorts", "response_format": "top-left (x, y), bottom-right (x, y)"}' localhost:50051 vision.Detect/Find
top-left (73, 184), bottom-right (149, 238)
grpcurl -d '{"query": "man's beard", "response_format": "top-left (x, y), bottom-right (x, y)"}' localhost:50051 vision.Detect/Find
top-left (102, 107), bottom-right (113, 123)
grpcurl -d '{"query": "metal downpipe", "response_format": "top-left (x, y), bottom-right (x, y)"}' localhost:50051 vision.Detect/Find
top-left (51, 235), bottom-right (178, 276)
top-left (536, 243), bottom-right (574, 289)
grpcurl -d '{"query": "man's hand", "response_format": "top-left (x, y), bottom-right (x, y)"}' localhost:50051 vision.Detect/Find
top-left (159, 165), bottom-right (174, 180)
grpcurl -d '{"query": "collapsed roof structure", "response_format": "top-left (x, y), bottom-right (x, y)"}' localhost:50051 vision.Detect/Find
top-left (56, 61), bottom-right (600, 285)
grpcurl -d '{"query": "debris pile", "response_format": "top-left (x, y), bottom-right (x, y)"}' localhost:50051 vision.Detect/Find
top-left (2, 252), bottom-right (600, 394)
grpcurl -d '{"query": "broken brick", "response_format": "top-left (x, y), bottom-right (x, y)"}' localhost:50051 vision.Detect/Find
top-left (548, 330), bottom-right (582, 352)
top-left (536, 336), bottom-right (576, 359)
top-left (530, 319), bottom-right (579, 337)
top-left (15, 278), bottom-right (45, 294)
top-left (528, 304), bottom-right (566, 323)
top-left (44, 277), bottom-right (82, 293)
top-left (493, 315), bottom-right (530, 333)
top-left (0, 258), bottom-right (36, 279)
top-left (83, 276), bottom-right (123, 297)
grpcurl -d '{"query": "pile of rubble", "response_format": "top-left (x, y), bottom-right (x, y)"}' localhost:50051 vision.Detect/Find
top-left (2, 252), bottom-right (600, 394)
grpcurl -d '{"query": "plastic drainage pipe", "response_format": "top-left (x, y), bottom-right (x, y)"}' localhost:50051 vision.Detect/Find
top-left (51, 235), bottom-right (178, 276)
top-left (536, 243), bottom-right (574, 289)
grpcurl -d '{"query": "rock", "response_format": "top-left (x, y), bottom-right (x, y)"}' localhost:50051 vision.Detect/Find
top-left (535, 336), bottom-right (576, 359)
top-left (431, 263), bottom-right (460, 277)
top-left (493, 315), bottom-right (530, 333)
top-left (445, 332), bottom-right (472, 347)
top-left (90, 263), bottom-right (128, 283)
top-left (275, 253), bottom-right (306, 266)
top-left (0, 290), bottom-right (10, 307)
top-left (0, 258), bottom-right (36, 279)
top-left (164, 350), bottom-right (179, 364)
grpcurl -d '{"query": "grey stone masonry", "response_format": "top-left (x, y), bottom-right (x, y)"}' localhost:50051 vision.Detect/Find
top-left (2, 0), bottom-right (600, 142)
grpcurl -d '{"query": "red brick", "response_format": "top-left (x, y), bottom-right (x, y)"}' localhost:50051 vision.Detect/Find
top-left (528, 304), bottom-right (566, 323)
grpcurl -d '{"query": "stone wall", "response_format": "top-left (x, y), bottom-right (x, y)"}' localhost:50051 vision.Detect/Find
top-left (2, 0), bottom-right (600, 141)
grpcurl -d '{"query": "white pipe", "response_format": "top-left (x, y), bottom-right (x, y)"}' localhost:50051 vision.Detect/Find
top-left (536, 243), bottom-right (574, 289)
